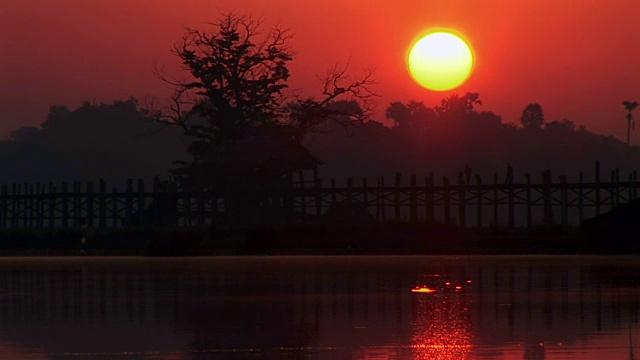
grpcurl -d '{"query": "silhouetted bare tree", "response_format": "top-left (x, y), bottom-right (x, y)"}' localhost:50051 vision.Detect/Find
top-left (147, 13), bottom-right (376, 161)
top-left (145, 13), bottom-right (377, 226)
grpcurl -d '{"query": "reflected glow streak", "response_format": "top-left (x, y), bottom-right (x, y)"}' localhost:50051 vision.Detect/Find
top-left (411, 286), bottom-right (436, 293)
top-left (411, 283), bottom-right (473, 359)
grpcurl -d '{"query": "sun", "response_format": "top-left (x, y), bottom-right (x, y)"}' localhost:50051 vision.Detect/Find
top-left (407, 31), bottom-right (474, 91)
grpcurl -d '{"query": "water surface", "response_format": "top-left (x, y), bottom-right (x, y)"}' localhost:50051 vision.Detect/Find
top-left (0, 255), bottom-right (638, 359)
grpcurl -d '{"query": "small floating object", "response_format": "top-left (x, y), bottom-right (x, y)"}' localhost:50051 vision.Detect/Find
top-left (411, 286), bottom-right (436, 293)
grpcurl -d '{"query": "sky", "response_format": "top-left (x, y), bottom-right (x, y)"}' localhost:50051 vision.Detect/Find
top-left (1, 1), bottom-right (639, 142)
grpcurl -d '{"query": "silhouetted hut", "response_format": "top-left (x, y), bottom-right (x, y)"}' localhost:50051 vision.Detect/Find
top-left (321, 200), bottom-right (377, 229)
top-left (580, 199), bottom-right (640, 252)
top-left (175, 139), bottom-right (321, 226)
top-left (190, 139), bottom-right (320, 187)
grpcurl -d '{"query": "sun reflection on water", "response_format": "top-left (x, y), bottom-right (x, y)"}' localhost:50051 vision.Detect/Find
top-left (411, 279), bottom-right (473, 359)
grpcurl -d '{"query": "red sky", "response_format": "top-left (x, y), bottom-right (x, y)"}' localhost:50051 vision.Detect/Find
top-left (1, 1), bottom-right (639, 142)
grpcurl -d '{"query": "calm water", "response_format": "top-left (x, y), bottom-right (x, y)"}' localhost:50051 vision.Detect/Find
top-left (0, 255), bottom-right (638, 359)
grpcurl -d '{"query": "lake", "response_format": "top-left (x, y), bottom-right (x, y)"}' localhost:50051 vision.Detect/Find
top-left (0, 255), bottom-right (637, 359)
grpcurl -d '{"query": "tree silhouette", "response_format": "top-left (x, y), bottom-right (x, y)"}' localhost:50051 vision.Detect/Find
top-left (4, 99), bottom-right (186, 183)
top-left (148, 13), bottom-right (376, 166)
top-left (386, 102), bottom-right (411, 128)
top-left (145, 13), bottom-right (376, 226)
top-left (385, 101), bottom-right (435, 133)
top-left (435, 92), bottom-right (481, 120)
top-left (545, 118), bottom-right (576, 134)
top-left (520, 103), bottom-right (544, 130)
top-left (623, 100), bottom-right (639, 147)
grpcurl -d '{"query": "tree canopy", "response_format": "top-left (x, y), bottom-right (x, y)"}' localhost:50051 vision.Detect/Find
top-left (148, 13), bottom-right (376, 165)
top-left (3, 99), bottom-right (187, 183)
top-left (520, 103), bottom-right (544, 130)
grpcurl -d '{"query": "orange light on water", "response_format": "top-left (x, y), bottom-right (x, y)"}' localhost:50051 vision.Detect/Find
top-left (411, 283), bottom-right (473, 359)
top-left (411, 286), bottom-right (436, 293)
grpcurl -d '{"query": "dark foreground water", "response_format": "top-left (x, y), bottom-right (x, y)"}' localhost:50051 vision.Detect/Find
top-left (0, 256), bottom-right (638, 359)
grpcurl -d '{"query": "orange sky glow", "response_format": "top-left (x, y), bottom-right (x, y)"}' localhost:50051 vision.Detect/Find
top-left (1, 1), bottom-right (639, 142)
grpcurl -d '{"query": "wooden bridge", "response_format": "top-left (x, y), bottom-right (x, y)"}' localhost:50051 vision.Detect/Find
top-left (0, 161), bottom-right (637, 230)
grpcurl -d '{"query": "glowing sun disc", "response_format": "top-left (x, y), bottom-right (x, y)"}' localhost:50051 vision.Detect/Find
top-left (408, 31), bottom-right (474, 91)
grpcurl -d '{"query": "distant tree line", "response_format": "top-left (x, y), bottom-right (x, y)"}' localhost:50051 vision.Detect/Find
top-left (1, 12), bottom-right (637, 187)
top-left (0, 98), bottom-right (187, 184)
top-left (3, 93), bottom-right (636, 186)
top-left (306, 93), bottom-right (639, 181)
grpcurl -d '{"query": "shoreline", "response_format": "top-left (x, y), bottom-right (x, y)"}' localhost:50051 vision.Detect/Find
top-left (0, 223), bottom-right (637, 257)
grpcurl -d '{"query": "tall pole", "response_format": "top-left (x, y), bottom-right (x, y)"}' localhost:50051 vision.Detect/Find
top-left (628, 112), bottom-right (632, 147)
top-left (623, 101), bottom-right (638, 148)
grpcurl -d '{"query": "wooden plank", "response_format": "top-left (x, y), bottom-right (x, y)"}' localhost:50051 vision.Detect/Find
top-left (443, 177), bottom-right (451, 225)
top-left (628, 172), bottom-right (634, 204)
top-left (87, 182), bottom-right (94, 228)
top-left (98, 179), bottom-right (106, 229)
top-left (0, 184), bottom-right (7, 229)
top-left (72, 182), bottom-right (80, 228)
top-left (634, 171), bottom-right (638, 200)
top-left (331, 178), bottom-right (337, 204)
top-left (578, 172), bottom-right (584, 224)
top-left (152, 177), bottom-right (161, 225)
top-left (615, 168), bottom-right (620, 206)
top-left (137, 179), bottom-right (145, 225)
top-left (21, 183), bottom-right (28, 228)
top-left (29, 184), bottom-right (34, 228)
top-left (559, 175), bottom-right (568, 226)
top-left (111, 188), bottom-right (119, 228)
top-left (183, 182), bottom-right (191, 226)
top-left (394, 173), bottom-right (401, 221)
top-left (632, 170), bottom-right (638, 200)
top-left (362, 178), bottom-right (369, 211)
top-left (11, 184), bottom-right (17, 228)
top-left (610, 170), bottom-right (615, 211)
top-left (36, 184), bottom-right (43, 229)
top-left (542, 170), bottom-right (553, 226)
top-left (594, 161), bottom-right (601, 216)
top-left (475, 175), bottom-right (483, 227)
top-left (375, 177), bottom-right (381, 222)
top-left (507, 170), bottom-right (514, 230)
top-left (196, 186), bottom-right (205, 227)
top-left (299, 178), bottom-right (307, 215)
top-left (314, 178), bottom-right (322, 217)
top-left (525, 174), bottom-right (532, 229)
top-left (493, 173), bottom-right (499, 228)
top-left (380, 177), bottom-right (386, 221)
top-left (457, 172), bottom-right (465, 227)
top-left (426, 173), bottom-right (434, 223)
top-left (125, 179), bottom-right (133, 224)
top-left (168, 181), bottom-right (177, 225)
top-left (410, 174), bottom-right (417, 223)
top-left (48, 183), bottom-right (55, 228)
top-left (61, 182), bottom-right (69, 228)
